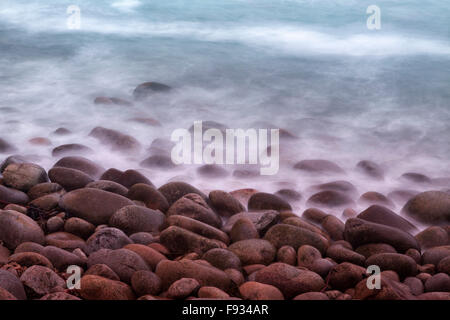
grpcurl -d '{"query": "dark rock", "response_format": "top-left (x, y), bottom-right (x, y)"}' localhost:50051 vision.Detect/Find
top-left (20, 265), bottom-right (65, 297)
top-left (101, 168), bottom-right (154, 189)
top-left (197, 165), bottom-right (229, 178)
top-left (27, 182), bottom-right (64, 200)
top-left (166, 193), bottom-right (221, 228)
top-left (416, 226), bottom-right (448, 250)
top-left (127, 183), bottom-right (169, 212)
top-left (158, 181), bottom-right (207, 206)
top-left (59, 188), bottom-right (134, 225)
top-left (402, 191), bottom-right (450, 225)
top-left (355, 243), bottom-right (397, 259)
top-left (248, 192), bottom-right (292, 212)
top-left (109, 205), bottom-right (166, 235)
top-left (85, 264), bottom-right (120, 281)
top-left (359, 192), bottom-right (395, 208)
top-left (422, 246), bottom-right (450, 266)
top-left (0, 185), bottom-right (29, 208)
top-left (366, 253), bottom-right (418, 279)
top-left (403, 277), bottom-right (424, 295)
top-left (53, 128), bottom-right (71, 135)
top-left (46, 216), bottom-right (65, 233)
top-left (326, 245), bottom-right (365, 266)
top-left (133, 82), bottom-right (172, 100)
top-left (0, 269), bottom-right (27, 299)
top-left (85, 180), bottom-right (128, 196)
top-left (239, 281), bottom-right (284, 300)
top-left (357, 205), bottom-right (417, 233)
top-left (53, 156), bottom-right (104, 179)
top-left (0, 210), bottom-right (45, 249)
top-left (277, 246), bottom-right (296, 265)
top-left (294, 160), bottom-right (344, 174)
top-left (202, 248), bottom-right (241, 271)
top-left (123, 244), bottom-right (167, 270)
top-left (87, 248), bottom-right (149, 283)
top-left (321, 215), bottom-right (345, 241)
top-left (86, 227), bottom-right (133, 254)
top-left (14, 242), bottom-right (44, 254)
top-left (401, 172), bottom-right (432, 184)
top-left (2, 163), bottom-right (48, 192)
top-left (140, 154), bottom-right (176, 169)
top-left (307, 190), bottom-right (355, 208)
top-left (264, 224), bottom-right (329, 254)
top-left (356, 160), bottom-right (384, 180)
top-left (79, 275), bottom-right (135, 300)
top-left (48, 167), bottom-right (93, 191)
top-left (222, 210), bottom-right (280, 236)
top-left (167, 278), bottom-right (200, 299)
top-left (167, 215), bottom-right (229, 244)
top-left (0, 138), bottom-right (16, 153)
top-left (228, 239), bottom-right (276, 265)
top-left (274, 189), bottom-right (302, 202)
top-left (329, 262), bottom-right (366, 291)
top-left (41, 246), bottom-right (85, 270)
top-left (208, 190), bottom-right (245, 218)
top-left (89, 127), bottom-right (141, 152)
top-left (230, 217), bottom-right (259, 243)
top-left (437, 256), bottom-right (450, 274)
top-left (64, 217), bottom-right (95, 239)
top-left (131, 270), bottom-right (162, 296)
top-left (45, 232), bottom-right (86, 251)
top-left (424, 273), bottom-right (450, 292)
top-left (52, 144), bottom-right (93, 157)
top-left (344, 218), bottom-right (420, 253)
top-left (302, 208), bottom-right (328, 223)
top-left (311, 180), bottom-right (358, 196)
top-left (129, 232), bottom-right (154, 245)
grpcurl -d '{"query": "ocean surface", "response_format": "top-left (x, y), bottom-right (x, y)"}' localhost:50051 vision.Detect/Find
top-left (1, 0), bottom-right (449, 214)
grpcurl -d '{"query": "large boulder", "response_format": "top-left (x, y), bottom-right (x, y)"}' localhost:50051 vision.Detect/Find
top-left (357, 205), bottom-right (417, 233)
top-left (109, 205), bottom-right (166, 235)
top-left (2, 163), bottom-right (48, 192)
top-left (0, 210), bottom-right (45, 249)
top-left (59, 188), bottom-right (134, 225)
top-left (402, 191), bottom-right (450, 225)
top-left (344, 218), bottom-right (420, 253)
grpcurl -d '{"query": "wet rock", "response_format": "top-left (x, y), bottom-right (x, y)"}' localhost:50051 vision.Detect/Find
top-left (401, 172), bottom-right (432, 184)
top-left (48, 167), bottom-right (93, 191)
top-left (311, 180), bottom-right (358, 196)
top-left (197, 164), bottom-right (229, 178)
top-left (253, 263), bottom-right (325, 298)
top-left (424, 273), bottom-right (450, 292)
top-left (264, 224), bottom-right (329, 254)
top-left (89, 126), bottom-right (141, 152)
top-left (52, 144), bottom-right (93, 157)
top-left (110, 205), bottom-right (166, 235)
top-left (3, 203), bottom-right (27, 214)
top-left (208, 190), bottom-right (245, 217)
top-left (45, 232), bottom-right (86, 251)
top-left (131, 270), bottom-right (162, 296)
top-left (167, 193), bottom-right (221, 228)
top-left (344, 218), bottom-right (420, 252)
top-left (155, 259), bottom-right (231, 292)
top-left (198, 286), bottom-right (230, 299)
top-left (329, 262), bottom-right (366, 291)
top-left (127, 183), bottom-right (169, 212)
top-left (14, 242), bottom-right (44, 254)
top-left (0, 269), bottom-right (27, 299)
top-left (223, 210), bottom-right (280, 236)
top-left (307, 190), bottom-right (355, 208)
top-left (274, 189), bottom-right (302, 202)
top-left (202, 248), bottom-right (241, 271)
top-left (326, 245), bottom-right (365, 266)
top-left (403, 277), bottom-right (424, 295)
top-left (321, 215), bottom-right (345, 240)
top-left (248, 192), bottom-right (292, 212)
top-left (160, 226), bottom-right (226, 255)
top-left (355, 243), bottom-right (397, 259)
top-left (133, 82), bottom-right (171, 100)
top-left (85, 264), bottom-right (120, 281)
top-left (239, 281), bottom-right (284, 300)
top-left (101, 168), bottom-right (154, 188)
top-left (46, 216), bottom-right (64, 233)
top-left (20, 265), bottom-right (65, 297)
top-left (230, 217), bottom-right (259, 242)
top-left (140, 154), bottom-right (176, 169)
top-left (123, 244), bottom-right (167, 270)
top-left (167, 215), bottom-right (229, 244)
top-left (437, 256), bottom-right (450, 274)
top-left (294, 160), bottom-right (344, 174)
top-left (167, 278), bottom-right (200, 299)
top-left (356, 160), bottom-right (384, 180)
top-left (0, 210), bottom-right (45, 249)
top-left (64, 217), bottom-right (95, 239)
top-left (129, 232), bottom-right (154, 245)
top-left (41, 246), bottom-right (85, 270)
top-left (27, 182), bottom-right (64, 200)
top-left (86, 227), bottom-right (132, 254)
top-left (357, 205), bottom-right (416, 233)
top-left (402, 191), bottom-right (450, 225)
top-left (359, 192), bottom-right (395, 209)
top-left (59, 188), bottom-right (134, 225)
top-left (29, 193), bottom-right (60, 212)
top-left (276, 246), bottom-right (296, 265)
top-left (416, 226), bottom-right (448, 250)
top-left (421, 245), bottom-right (450, 265)
top-left (85, 180), bottom-right (128, 197)
top-left (53, 156), bottom-right (104, 179)
top-left (158, 181), bottom-right (207, 206)
top-left (228, 239), bottom-right (276, 266)
top-left (302, 208), bottom-right (328, 223)
top-left (79, 275), bottom-right (135, 300)
top-left (366, 253), bottom-right (417, 279)
top-left (87, 248), bottom-right (149, 283)
top-left (2, 163), bottom-right (48, 192)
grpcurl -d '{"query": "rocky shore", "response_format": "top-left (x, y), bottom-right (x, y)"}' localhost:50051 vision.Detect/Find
top-left (0, 151), bottom-right (449, 301)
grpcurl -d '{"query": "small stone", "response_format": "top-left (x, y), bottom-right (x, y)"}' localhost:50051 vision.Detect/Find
top-left (277, 246), bottom-right (296, 265)
top-left (20, 265), bottom-right (65, 297)
top-left (239, 281), bottom-right (284, 300)
top-left (228, 239), bottom-right (276, 265)
top-left (328, 262), bottom-right (366, 291)
top-left (0, 210), bottom-right (45, 249)
top-left (198, 286), bottom-right (230, 299)
top-left (64, 217), bottom-right (95, 239)
top-left (424, 273), bottom-right (450, 292)
top-left (208, 190), bottom-right (245, 217)
top-left (85, 227), bottom-right (132, 254)
top-left (248, 192), bottom-right (292, 212)
top-left (109, 205), bottom-right (166, 235)
top-left (79, 275), bottom-right (135, 300)
top-left (131, 270), bottom-right (162, 296)
top-left (46, 216), bottom-right (65, 233)
top-left (230, 217), bottom-right (259, 242)
top-left (85, 264), bottom-right (120, 281)
top-left (365, 253), bottom-right (417, 279)
top-left (202, 248), bottom-right (242, 271)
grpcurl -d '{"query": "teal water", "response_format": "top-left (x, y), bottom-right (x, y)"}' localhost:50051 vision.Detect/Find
top-left (0, 0), bottom-right (449, 207)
